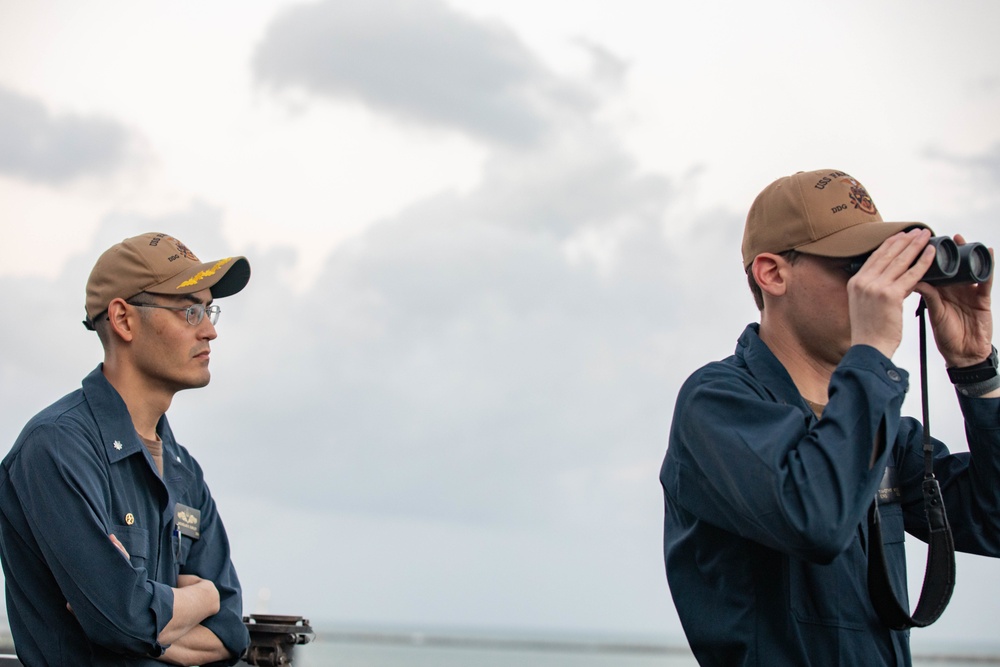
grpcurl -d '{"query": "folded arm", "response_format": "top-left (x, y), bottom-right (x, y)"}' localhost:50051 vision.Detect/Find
top-left (157, 624), bottom-right (232, 666)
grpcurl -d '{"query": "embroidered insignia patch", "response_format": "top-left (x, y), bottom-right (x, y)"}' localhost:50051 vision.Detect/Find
top-left (848, 179), bottom-right (878, 215)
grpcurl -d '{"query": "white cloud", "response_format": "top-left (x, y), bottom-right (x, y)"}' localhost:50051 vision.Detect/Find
top-left (252, 0), bottom-right (594, 145)
top-left (0, 84), bottom-right (136, 184)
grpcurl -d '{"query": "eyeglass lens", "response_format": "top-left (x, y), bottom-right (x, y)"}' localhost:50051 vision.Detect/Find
top-left (186, 304), bottom-right (221, 326)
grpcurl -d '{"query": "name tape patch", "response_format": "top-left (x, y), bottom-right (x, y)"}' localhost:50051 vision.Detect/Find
top-left (175, 503), bottom-right (201, 539)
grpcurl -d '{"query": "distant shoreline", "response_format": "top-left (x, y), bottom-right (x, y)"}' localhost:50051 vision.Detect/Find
top-left (317, 628), bottom-right (691, 656)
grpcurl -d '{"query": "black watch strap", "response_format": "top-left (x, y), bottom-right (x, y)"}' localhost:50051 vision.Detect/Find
top-left (947, 346), bottom-right (999, 385)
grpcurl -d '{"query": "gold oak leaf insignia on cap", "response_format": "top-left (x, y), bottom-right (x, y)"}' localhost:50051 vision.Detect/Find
top-left (176, 257), bottom-right (234, 289)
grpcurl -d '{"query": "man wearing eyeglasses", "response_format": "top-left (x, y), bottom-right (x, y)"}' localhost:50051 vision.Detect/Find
top-left (0, 233), bottom-right (252, 665)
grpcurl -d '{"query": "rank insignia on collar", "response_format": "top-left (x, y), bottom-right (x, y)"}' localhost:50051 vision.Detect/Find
top-left (113, 441), bottom-right (123, 451)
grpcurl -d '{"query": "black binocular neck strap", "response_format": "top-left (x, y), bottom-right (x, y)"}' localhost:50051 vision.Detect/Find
top-left (867, 298), bottom-right (956, 630)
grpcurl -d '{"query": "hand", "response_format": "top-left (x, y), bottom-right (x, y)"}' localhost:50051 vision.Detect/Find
top-left (848, 228), bottom-right (936, 358)
top-left (915, 234), bottom-right (995, 367)
top-left (176, 574), bottom-right (220, 612)
top-left (176, 574), bottom-right (205, 588)
top-left (109, 533), bottom-right (130, 560)
top-left (176, 574), bottom-right (221, 616)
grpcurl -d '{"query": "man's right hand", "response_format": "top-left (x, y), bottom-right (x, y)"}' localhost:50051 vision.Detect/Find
top-left (848, 228), bottom-right (936, 358)
top-left (176, 574), bottom-right (211, 591)
top-left (109, 533), bottom-right (129, 560)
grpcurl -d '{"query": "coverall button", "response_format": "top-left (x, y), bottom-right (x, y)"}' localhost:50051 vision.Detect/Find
top-left (887, 370), bottom-right (902, 382)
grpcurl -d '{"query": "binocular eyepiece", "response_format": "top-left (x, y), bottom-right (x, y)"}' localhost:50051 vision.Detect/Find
top-left (845, 236), bottom-right (993, 285)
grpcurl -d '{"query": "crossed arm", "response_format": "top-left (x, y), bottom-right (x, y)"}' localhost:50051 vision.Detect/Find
top-left (107, 534), bottom-right (232, 665)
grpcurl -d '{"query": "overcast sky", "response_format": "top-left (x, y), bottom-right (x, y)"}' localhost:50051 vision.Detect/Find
top-left (2, 0), bottom-right (1000, 649)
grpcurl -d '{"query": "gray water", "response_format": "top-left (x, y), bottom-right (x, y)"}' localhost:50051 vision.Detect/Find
top-left (294, 633), bottom-right (694, 667)
top-left (297, 643), bottom-right (688, 667)
top-left (288, 629), bottom-right (1000, 667)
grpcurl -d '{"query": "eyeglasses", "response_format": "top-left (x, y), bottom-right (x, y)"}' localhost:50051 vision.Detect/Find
top-left (127, 301), bottom-right (221, 326)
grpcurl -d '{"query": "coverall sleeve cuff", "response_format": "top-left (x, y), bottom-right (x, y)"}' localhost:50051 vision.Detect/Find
top-left (957, 391), bottom-right (1000, 429)
top-left (840, 345), bottom-right (910, 393)
top-left (148, 581), bottom-right (174, 656)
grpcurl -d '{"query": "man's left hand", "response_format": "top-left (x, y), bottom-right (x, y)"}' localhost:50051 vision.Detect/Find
top-left (916, 234), bottom-right (995, 368)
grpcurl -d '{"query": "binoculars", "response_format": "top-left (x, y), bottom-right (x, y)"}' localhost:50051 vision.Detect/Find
top-left (845, 236), bottom-right (992, 285)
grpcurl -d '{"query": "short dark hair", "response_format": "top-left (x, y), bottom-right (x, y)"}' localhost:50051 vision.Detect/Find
top-left (747, 250), bottom-right (802, 311)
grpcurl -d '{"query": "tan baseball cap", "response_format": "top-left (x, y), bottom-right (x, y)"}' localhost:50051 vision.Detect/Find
top-left (741, 169), bottom-right (931, 270)
top-left (84, 232), bottom-right (251, 330)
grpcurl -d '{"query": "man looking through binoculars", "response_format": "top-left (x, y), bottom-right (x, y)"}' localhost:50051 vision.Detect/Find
top-left (660, 169), bottom-right (1000, 666)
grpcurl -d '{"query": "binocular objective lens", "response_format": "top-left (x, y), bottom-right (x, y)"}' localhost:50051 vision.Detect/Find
top-left (930, 237), bottom-right (960, 275)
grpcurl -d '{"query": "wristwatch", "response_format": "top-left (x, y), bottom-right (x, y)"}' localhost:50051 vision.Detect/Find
top-left (948, 346), bottom-right (1000, 397)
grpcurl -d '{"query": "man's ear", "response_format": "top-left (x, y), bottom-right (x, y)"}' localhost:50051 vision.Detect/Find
top-left (106, 298), bottom-right (137, 343)
top-left (752, 253), bottom-right (790, 300)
